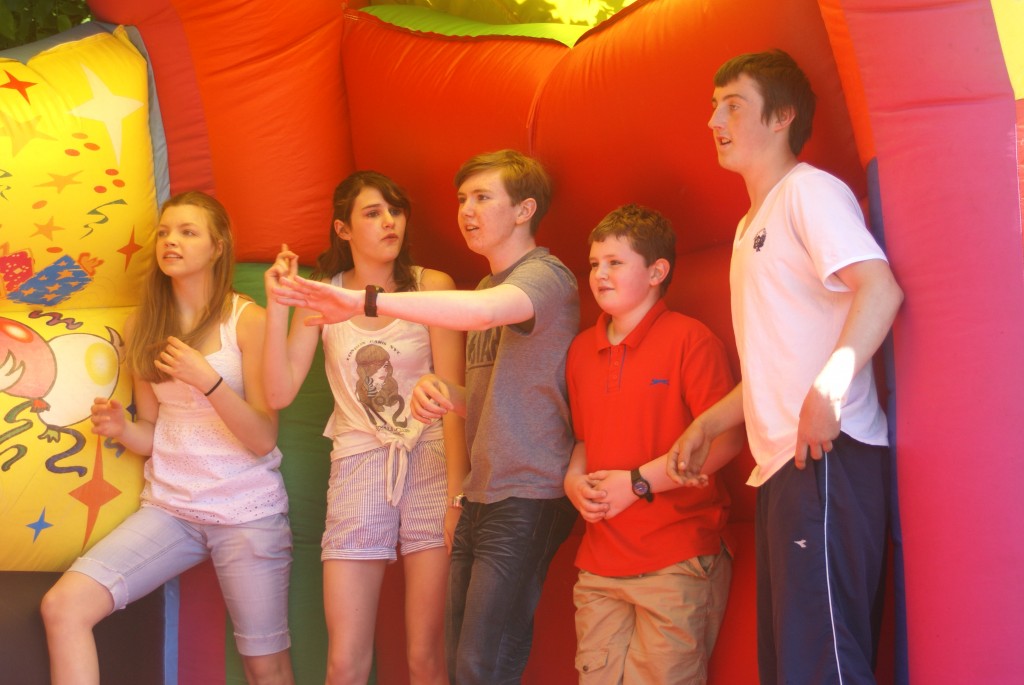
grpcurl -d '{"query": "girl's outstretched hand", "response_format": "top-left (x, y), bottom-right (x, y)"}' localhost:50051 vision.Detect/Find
top-left (155, 336), bottom-right (219, 393)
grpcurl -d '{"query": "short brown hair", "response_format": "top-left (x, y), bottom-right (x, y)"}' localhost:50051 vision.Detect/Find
top-left (454, 150), bottom-right (552, 235)
top-left (589, 203), bottom-right (676, 295)
top-left (714, 49), bottom-right (816, 156)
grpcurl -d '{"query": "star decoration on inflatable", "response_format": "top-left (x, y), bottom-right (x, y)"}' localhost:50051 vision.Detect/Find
top-left (31, 217), bottom-right (67, 241)
top-left (1, 70), bottom-right (37, 103)
top-left (69, 66), bottom-right (144, 165)
top-left (0, 111), bottom-right (57, 156)
top-left (37, 170), bottom-right (83, 194)
top-left (68, 440), bottom-right (122, 549)
top-left (117, 227), bottom-right (144, 270)
top-left (26, 508), bottom-right (53, 542)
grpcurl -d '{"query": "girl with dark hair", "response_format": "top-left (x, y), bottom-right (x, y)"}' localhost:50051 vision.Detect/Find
top-left (263, 171), bottom-right (466, 685)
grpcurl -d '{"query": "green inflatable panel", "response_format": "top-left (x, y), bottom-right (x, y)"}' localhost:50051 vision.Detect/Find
top-left (361, 5), bottom-right (588, 46)
top-left (231, 263), bottom-right (332, 685)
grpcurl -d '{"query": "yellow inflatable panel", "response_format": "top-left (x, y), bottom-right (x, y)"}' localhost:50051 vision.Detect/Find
top-left (992, 0), bottom-right (1024, 99)
top-left (0, 27), bottom-right (157, 571)
top-left (0, 26), bottom-right (156, 312)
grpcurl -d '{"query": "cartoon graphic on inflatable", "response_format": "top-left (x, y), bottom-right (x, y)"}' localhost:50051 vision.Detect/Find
top-left (0, 316), bottom-right (124, 474)
top-left (1, 315), bottom-right (127, 559)
top-left (0, 25), bottom-right (153, 573)
top-left (1, 1), bottom-right (1022, 684)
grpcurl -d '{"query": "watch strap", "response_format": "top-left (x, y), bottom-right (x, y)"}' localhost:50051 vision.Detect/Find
top-left (630, 467), bottom-right (654, 502)
top-left (364, 285), bottom-right (384, 317)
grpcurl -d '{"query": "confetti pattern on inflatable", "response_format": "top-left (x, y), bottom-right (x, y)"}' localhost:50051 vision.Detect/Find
top-left (0, 25), bottom-right (156, 571)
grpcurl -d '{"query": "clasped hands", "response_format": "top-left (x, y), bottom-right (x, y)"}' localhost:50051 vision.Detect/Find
top-left (566, 469), bottom-right (628, 523)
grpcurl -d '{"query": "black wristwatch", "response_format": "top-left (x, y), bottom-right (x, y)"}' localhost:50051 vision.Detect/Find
top-left (630, 467), bottom-right (653, 502)
top-left (364, 285), bottom-right (384, 317)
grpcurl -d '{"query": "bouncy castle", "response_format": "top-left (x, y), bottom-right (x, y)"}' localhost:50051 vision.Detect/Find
top-left (1, 0), bottom-right (1022, 682)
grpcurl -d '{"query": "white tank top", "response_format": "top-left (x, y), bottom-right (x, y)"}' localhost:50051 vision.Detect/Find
top-left (143, 294), bottom-right (288, 524)
top-left (321, 269), bottom-right (442, 503)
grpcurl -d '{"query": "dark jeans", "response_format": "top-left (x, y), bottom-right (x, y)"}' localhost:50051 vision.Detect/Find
top-left (446, 496), bottom-right (577, 685)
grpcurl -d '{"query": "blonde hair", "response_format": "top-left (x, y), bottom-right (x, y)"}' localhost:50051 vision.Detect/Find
top-left (128, 191), bottom-right (236, 382)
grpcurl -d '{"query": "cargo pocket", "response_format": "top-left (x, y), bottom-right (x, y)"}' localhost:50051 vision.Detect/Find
top-left (576, 648), bottom-right (609, 677)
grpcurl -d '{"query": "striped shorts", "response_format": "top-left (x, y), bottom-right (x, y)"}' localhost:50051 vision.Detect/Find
top-left (322, 438), bottom-right (447, 561)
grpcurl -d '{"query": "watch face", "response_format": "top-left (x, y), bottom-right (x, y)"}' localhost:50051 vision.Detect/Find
top-left (633, 480), bottom-right (650, 496)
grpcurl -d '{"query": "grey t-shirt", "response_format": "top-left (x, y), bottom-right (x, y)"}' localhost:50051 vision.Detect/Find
top-left (463, 247), bottom-right (580, 503)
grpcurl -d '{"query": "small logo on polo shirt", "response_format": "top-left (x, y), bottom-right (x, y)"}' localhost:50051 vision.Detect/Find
top-left (794, 539), bottom-right (807, 549)
top-left (650, 378), bottom-right (668, 386)
top-left (753, 228), bottom-right (767, 252)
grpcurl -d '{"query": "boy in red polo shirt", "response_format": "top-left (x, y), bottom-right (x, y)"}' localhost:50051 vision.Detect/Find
top-left (564, 204), bottom-right (745, 684)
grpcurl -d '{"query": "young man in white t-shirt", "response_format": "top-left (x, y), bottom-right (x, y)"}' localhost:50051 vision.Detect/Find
top-left (667, 50), bottom-right (904, 685)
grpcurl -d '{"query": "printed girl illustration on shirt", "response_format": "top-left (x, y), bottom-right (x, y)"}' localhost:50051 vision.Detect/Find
top-left (354, 343), bottom-right (408, 429)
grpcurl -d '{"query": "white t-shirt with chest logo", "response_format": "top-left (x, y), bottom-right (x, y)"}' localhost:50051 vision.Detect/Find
top-left (730, 163), bottom-right (890, 486)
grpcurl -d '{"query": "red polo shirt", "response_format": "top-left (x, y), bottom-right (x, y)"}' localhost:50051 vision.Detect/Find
top-left (566, 300), bottom-right (735, 576)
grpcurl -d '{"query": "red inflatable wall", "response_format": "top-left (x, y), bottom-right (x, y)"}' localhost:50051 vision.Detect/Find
top-left (89, 0), bottom-right (353, 261)
top-left (826, 2), bottom-right (1024, 683)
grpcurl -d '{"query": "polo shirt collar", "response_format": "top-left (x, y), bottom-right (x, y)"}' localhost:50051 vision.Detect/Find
top-left (595, 299), bottom-right (668, 351)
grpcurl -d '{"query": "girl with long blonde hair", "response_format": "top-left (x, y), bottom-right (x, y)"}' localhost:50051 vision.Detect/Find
top-left (42, 191), bottom-right (295, 685)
